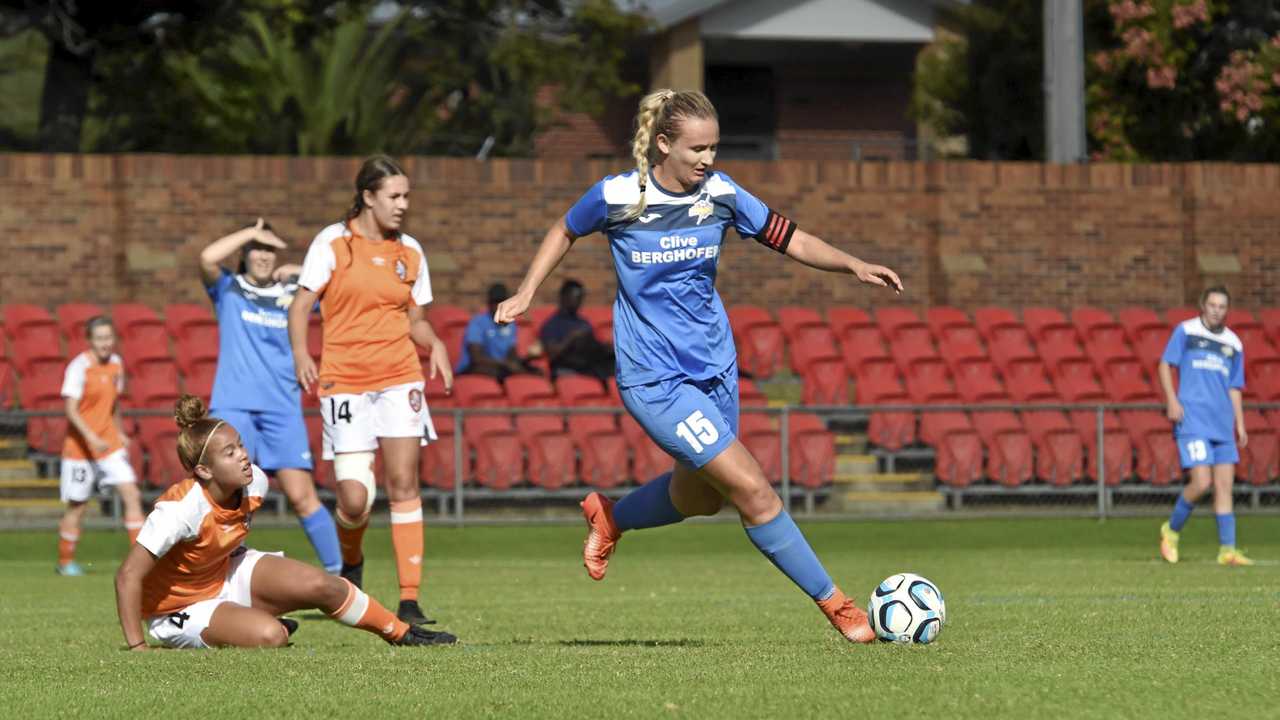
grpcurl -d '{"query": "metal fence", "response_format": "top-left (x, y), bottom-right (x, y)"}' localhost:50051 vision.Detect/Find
top-left (5, 400), bottom-right (1280, 525)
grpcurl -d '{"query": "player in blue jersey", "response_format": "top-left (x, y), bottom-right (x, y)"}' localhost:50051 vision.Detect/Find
top-left (495, 89), bottom-right (903, 643)
top-left (1157, 286), bottom-right (1253, 566)
top-left (197, 219), bottom-right (342, 573)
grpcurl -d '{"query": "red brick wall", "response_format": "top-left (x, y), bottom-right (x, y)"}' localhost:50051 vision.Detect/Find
top-left (1, 155), bottom-right (1277, 316)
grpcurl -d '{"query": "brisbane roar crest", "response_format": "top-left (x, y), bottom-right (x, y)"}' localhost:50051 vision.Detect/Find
top-left (688, 194), bottom-right (713, 224)
top-left (395, 258), bottom-right (408, 280)
top-left (408, 388), bottom-right (423, 413)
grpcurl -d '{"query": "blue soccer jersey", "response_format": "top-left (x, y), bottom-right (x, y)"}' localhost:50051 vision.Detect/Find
top-left (206, 269), bottom-right (303, 412)
top-left (1161, 317), bottom-right (1245, 442)
top-left (564, 169), bottom-right (795, 388)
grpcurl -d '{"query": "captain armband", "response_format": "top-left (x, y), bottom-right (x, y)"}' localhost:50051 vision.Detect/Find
top-left (752, 210), bottom-right (797, 254)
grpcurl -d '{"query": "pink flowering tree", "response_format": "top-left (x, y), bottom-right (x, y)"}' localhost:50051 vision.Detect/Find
top-left (1087, 0), bottom-right (1280, 160)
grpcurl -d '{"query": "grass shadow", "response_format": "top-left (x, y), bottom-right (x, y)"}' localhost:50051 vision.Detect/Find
top-left (557, 639), bottom-right (706, 648)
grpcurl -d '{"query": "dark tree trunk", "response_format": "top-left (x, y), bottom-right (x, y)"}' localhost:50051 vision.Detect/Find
top-left (37, 40), bottom-right (94, 151)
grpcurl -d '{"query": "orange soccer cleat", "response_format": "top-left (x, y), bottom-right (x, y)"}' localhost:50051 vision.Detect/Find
top-left (580, 492), bottom-right (621, 581)
top-left (817, 588), bottom-right (876, 644)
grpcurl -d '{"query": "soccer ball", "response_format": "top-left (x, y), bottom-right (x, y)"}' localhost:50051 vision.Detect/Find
top-left (867, 573), bottom-right (946, 644)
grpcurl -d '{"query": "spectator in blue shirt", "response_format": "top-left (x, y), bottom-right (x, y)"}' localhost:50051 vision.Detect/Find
top-left (456, 283), bottom-right (536, 380)
top-left (539, 279), bottom-right (615, 382)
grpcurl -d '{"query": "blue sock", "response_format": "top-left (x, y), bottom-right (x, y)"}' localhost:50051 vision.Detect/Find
top-left (744, 511), bottom-right (835, 601)
top-left (613, 472), bottom-right (684, 531)
top-left (299, 506), bottom-right (342, 573)
top-left (1216, 513), bottom-right (1236, 547)
top-left (1169, 496), bottom-right (1194, 532)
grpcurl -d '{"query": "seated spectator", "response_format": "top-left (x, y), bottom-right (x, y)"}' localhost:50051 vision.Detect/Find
top-left (539, 279), bottom-right (615, 382)
top-left (456, 283), bottom-right (537, 380)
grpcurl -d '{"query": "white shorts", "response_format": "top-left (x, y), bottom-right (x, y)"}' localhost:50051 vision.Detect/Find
top-left (60, 448), bottom-right (137, 503)
top-left (321, 381), bottom-right (437, 460)
top-left (145, 548), bottom-right (280, 649)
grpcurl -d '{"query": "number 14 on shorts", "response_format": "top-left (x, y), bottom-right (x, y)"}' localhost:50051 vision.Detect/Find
top-left (675, 410), bottom-right (719, 454)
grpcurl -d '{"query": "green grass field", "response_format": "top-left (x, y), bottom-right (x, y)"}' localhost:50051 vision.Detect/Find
top-left (2, 516), bottom-right (1276, 718)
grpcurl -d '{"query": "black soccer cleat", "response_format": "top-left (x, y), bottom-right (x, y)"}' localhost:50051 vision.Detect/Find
top-left (340, 559), bottom-right (363, 590)
top-left (397, 599), bottom-right (437, 625)
top-left (390, 625), bottom-right (458, 646)
top-left (278, 617), bottom-right (299, 637)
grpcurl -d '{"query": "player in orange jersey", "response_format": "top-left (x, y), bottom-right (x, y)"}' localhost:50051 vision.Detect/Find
top-left (114, 395), bottom-right (456, 649)
top-left (56, 317), bottom-right (144, 576)
top-left (288, 155), bottom-right (454, 628)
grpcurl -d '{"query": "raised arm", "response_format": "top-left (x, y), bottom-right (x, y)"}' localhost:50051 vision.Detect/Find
top-left (115, 543), bottom-right (158, 650)
top-left (495, 216), bottom-right (577, 324)
top-left (784, 230), bottom-right (903, 293)
top-left (199, 218), bottom-right (287, 284)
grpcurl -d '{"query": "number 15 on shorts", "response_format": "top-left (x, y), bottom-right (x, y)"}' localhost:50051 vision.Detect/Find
top-left (676, 410), bottom-right (719, 454)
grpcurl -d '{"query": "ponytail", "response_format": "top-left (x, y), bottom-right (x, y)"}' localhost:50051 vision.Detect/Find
top-left (622, 89), bottom-right (718, 221)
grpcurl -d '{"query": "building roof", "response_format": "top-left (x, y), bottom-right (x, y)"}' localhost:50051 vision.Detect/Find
top-left (631, 0), bottom-right (968, 43)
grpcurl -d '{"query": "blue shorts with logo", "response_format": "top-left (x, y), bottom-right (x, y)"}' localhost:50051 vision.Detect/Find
top-left (620, 363), bottom-right (739, 470)
top-left (1175, 435), bottom-right (1238, 469)
top-left (211, 407), bottom-right (313, 472)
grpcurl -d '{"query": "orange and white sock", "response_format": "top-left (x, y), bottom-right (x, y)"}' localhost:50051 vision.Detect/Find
top-left (328, 578), bottom-right (410, 641)
top-left (58, 531), bottom-right (79, 566)
top-left (124, 516), bottom-right (144, 545)
top-left (390, 499), bottom-right (423, 602)
top-left (335, 509), bottom-right (369, 566)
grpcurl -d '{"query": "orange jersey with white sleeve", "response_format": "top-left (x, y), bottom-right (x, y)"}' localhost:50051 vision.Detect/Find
top-left (60, 351), bottom-right (125, 460)
top-left (298, 223), bottom-right (432, 396)
top-left (136, 465), bottom-right (269, 617)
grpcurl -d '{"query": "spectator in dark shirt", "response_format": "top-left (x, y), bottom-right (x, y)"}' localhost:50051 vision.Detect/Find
top-left (456, 283), bottom-right (537, 380)
top-left (539, 279), bottom-right (615, 382)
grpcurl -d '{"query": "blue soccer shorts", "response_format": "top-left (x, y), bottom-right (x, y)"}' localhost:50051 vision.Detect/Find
top-left (211, 407), bottom-right (313, 472)
top-left (620, 363), bottom-right (739, 469)
top-left (1176, 436), bottom-right (1238, 469)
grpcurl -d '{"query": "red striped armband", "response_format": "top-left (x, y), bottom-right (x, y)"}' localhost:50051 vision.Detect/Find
top-left (753, 210), bottom-right (796, 254)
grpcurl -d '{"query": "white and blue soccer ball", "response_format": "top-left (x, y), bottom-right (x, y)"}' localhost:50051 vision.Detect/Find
top-left (868, 573), bottom-right (946, 645)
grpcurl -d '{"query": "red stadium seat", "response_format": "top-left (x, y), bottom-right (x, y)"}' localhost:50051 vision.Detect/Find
top-left (989, 330), bottom-right (1038, 374)
top-left (1090, 431), bottom-right (1137, 486)
top-left (1022, 411), bottom-right (1085, 485)
top-left (0, 357), bottom-right (15, 407)
top-left (840, 326), bottom-right (893, 375)
top-left (1117, 307), bottom-right (1167, 345)
top-left (580, 304), bottom-right (612, 332)
top-left (139, 425), bottom-right (188, 489)
top-left (56, 303), bottom-right (105, 344)
top-left (728, 305), bottom-right (785, 379)
top-left (954, 361), bottom-right (1008, 404)
top-left (453, 375), bottom-right (507, 407)
top-left (854, 362), bottom-right (915, 450)
top-left (787, 413), bottom-right (835, 489)
top-left (801, 359), bottom-right (849, 405)
top-left (526, 305), bottom-right (555, 331)
top-left (1023, 308), bottom-right (1077, 345)
top-left (1083, 337), bottom-right (1137, 375)
top-left (11, 335), bottom-right (67, 377)
top-left (181, 360), bottom-right (217, 402)
top-left (1230, 309), bottom-right (1261, 334)
top-left (2, 304), bottom-right (59, 344)
top-left (621, 415), bottom-right (670, 483)
top-left (827, 307), bottom-right (874, 338)
top-left (307, 315), bottom-right (324, 362)
top-left (469, 430), bottom-right (523, 490)
top-left (1133, 333), bottom-right (1168, 368)
top-left (1103, 367), bottom-right (1159, 402)
top-left (428, 304), bottom-right (472, 336)
top-left (165, 303), bottom-right (217, 342)
top-left (555, 375), bottom-right (610, 405)
top-left (972, 411), bottom-right (1033, 486)
top-left (1054, 372), bottom-right (1106, 403)
top-left (1259, 309), bottom-right (1280, 346)
top-left (973, 307), bottom-right (1021, 341)
top-left (524, 431), bottom-right (576, 489)
top-left (1234, 412), bottom-right (1278, 486)
top-left (876, 307), bottom-right (926, 342)
top-left (576, 429), bottom-right (629, 488)
top-left (173, 336), bottom-right (219, 377)
top-left (131, 359), bottom-right (180, 396)
top-left (504, 375), bottom-right (558, 407)
top-left (301, 415), bottom-right (333, 490)
top-left (1004, 361), bottom-right (1058, 403)
top-left (1238, 329), bottom-right (1279, 363)
top-left (777, 307), bottom-right (828, 342)
top-left (925, 307), bottom-right (970, 338)
top-left (1248, 359), bottom-right (1280, 401)
top-left (935, 430), bottom-right (984, 487)
top-left (906, 360), bottom-right (961, 404)
top-left (1038, 337), bottom-right (1089, 377)
top-left (739, 378), bottom-right (766, 407)
top-left (741, 424), bottom-right (782, 484)
top-left (18, 377), bottom-right (65, 454)
top-left (892, 336), bottom-right (941, 376)
top-left (1165, 307), bottom-right (1197, 326)
top-left (1071, 307), bottom-right (1124, 344)
top-left (938, 333), bottom-right (988, 369)
top-left (790, 326), bottom-right (841, 375)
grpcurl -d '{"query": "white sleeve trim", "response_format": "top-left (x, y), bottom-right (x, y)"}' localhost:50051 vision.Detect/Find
top-left (403, 235), bottom-right (433, 306)
top-left (60, 354), bottom-right (88, 399)
top-left (298, 223), bottom-right (345, 293)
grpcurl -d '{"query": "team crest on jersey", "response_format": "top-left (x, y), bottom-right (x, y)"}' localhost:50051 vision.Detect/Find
top-left (688, 193), bottom-right (714, 224)
top-left (1223, 346), bottom-right (1234, 357)
top-left (395, 259), bottom-right (408, 280)
top-left (275, 293), bottom-right (294, 309)
top-left (408, 388), bottom-right (423, 412)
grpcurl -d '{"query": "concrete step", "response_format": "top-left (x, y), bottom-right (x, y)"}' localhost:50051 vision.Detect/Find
top-left (0, 438), bottom-right (28, 459)
top-left (835, 454), bottom-right (878, 475)
top-left (0, 458), bottom-right (37, 480)
top-left (0, 497), bottom-right (63, 509)
top-left (834, 433), bottom-right (869, 454)
top-left (825, 489), bottom-right (945, 514)
top-left (0, 477), bottom-right (60, 499)
top-left (832, 472), bottom-right (931, 488)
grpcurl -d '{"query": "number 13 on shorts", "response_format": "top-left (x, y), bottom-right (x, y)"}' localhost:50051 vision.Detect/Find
top-left (675, 410), bottom-right (719, 454)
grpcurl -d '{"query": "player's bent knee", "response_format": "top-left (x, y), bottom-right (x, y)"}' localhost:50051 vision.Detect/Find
top-left (259, 621), bottom-right (290, 648)
top-left (334, 452), bottom-right (377, 514)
